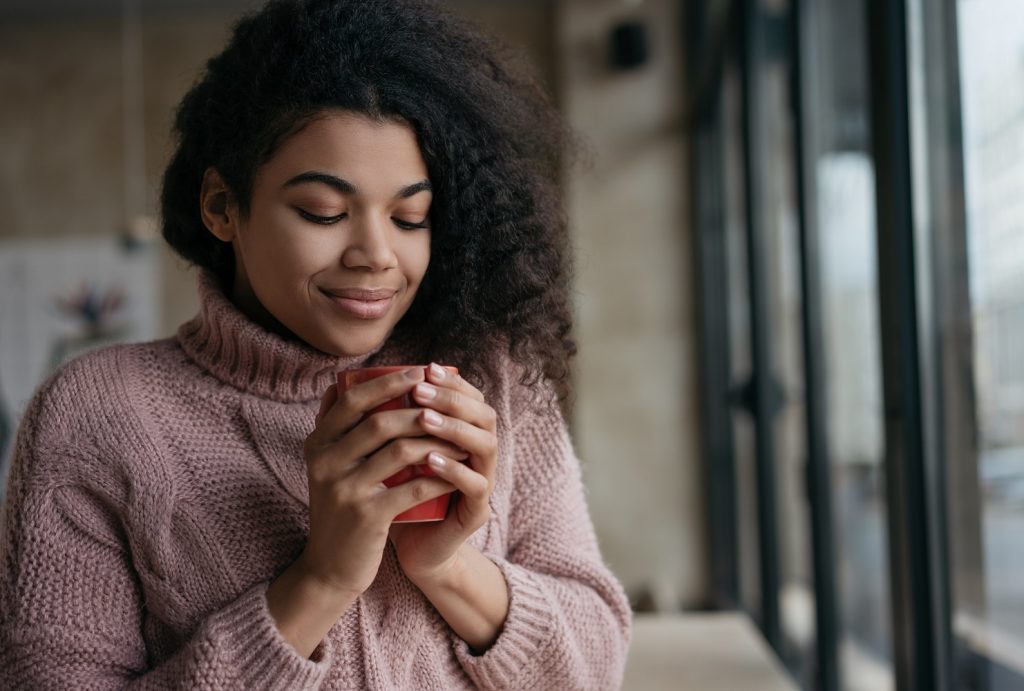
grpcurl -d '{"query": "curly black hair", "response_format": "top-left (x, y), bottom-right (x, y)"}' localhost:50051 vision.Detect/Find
top-left (161, 0), bottom-right (576, 397)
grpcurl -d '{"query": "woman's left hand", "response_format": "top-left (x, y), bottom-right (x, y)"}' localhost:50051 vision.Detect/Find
top-left (389, 363), bottom-right (498, 585)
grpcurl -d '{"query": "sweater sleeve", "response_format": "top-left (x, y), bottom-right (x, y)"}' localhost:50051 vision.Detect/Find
top-left (0, 375), bottom-right (331, 690)
top-left (451, 395), bottom-right (633, 690)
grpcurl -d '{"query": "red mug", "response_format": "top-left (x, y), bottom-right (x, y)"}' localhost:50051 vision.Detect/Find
top-left (337, 365), bottom-right (460, 522)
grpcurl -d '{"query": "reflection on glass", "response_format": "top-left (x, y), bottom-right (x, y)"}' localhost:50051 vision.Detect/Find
top-left (816, 154), bottom-right (892, 691)
top-left (956, 0), bottom-right (1024, 680)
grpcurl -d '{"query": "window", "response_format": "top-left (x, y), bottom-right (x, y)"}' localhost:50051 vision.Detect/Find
top-left (690, 0), bottom-right (1024, 688)
top-left (908, 0), bottom-right (1024, 687)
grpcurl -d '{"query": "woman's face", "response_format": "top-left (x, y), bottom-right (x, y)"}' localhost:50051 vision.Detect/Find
top-left (203, 111), bottom-right (432, 356)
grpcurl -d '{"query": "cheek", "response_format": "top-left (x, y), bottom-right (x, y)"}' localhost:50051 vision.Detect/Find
top-left (398, 233), bottom-right (431, 287)
top-left (245, 212), bottom-right (333, 271)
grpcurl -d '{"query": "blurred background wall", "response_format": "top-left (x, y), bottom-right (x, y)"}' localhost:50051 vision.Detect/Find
top-left (557, 0), bottom-right (704, 610)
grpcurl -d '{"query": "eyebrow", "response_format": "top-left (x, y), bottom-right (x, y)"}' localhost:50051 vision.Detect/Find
top-left (283, 171), bottom-right (432, 199)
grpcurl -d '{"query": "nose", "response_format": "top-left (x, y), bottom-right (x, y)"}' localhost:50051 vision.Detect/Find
top-left (341, 213), bottom-right (398, 271)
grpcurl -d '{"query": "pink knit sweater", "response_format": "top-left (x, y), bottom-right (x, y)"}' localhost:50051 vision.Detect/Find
top-left (0, 272), bottom-right (631, 689)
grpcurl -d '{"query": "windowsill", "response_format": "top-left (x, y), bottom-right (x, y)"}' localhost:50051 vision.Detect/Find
top-left (623, 611), bottom-right (797, 691)
top-left (954, 611), bottom-right (1024, 677)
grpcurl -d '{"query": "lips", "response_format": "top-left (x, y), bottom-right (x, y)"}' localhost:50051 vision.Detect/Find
top-left (318, 286), bottom-right (398, 319)
top-left (321, 287), bottom-right (397, 301)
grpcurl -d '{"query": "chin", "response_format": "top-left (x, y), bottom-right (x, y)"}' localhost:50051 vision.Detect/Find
top-left (318, 331), bottom-right (388, 358)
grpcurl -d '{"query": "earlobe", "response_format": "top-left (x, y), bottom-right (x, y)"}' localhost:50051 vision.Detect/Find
top-left (199, 167), bottom-right (237, 242)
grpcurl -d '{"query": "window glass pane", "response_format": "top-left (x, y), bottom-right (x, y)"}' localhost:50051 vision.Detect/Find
top-left (957, 3), bottom-right (1024, 660)
top-left (913, 0), bottom-right (1024, 686)
top-left (802, 0), bottom-right (894, 688)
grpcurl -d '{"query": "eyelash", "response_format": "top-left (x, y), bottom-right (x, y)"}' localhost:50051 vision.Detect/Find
top-left (389, 217), bottom-right (429, 231)
top-left (296, 209), bottom-right (428, 230)
top-left (297, 209), bottom-right (344, 225)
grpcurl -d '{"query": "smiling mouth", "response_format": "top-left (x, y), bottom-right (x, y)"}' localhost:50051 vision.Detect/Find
top-left (318, 287), bottom-right (397, 319)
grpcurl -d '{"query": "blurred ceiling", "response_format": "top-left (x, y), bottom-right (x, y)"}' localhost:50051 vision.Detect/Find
top-left (1, 0), bottom-right (266, 21)
top-left (0, 0), bottom-right (555, 21)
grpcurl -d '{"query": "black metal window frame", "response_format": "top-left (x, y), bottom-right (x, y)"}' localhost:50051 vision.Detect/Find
top-left (866, 0), bottom-right (953, 687)
top-left (686, 0), bottom-right (740, 615)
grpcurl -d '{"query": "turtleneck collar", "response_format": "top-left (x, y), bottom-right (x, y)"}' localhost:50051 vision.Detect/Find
top-left (176, 271), bottom-right (382, 403)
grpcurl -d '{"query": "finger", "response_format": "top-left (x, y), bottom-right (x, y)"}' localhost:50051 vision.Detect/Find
top-left (338, 408), bottom-right (432, 461)
top-left (418, 409), bottom-right (497, 479)
top-left (411, 382), bottom-right (497, 432)
top-left (319, 367), bottom-right (425, 436)
top-left (307, 385), bottom-right (340, 453)
top-left (357, 437), bottom-right (470, 486)
top-left (316, 384), bottom-right (337, 423)
top-left (425, 363), bottom-right (484, 402)
top-left (426, 452), bottom-right (489, 506)
top-left (378, 476), bottom-right (456, 520)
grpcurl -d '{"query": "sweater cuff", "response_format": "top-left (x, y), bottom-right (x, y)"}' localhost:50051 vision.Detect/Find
top-left (451, 557), bottom-right (554, 689)
top-left (203, 581), bottom-right (331, 689)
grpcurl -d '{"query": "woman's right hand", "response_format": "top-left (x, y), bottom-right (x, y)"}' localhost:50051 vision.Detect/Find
top-left (267, 366), bottom-right (465, 657)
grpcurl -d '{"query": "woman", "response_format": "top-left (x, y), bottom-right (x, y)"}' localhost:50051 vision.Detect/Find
top-left (0, 0), bottom-right (631, 688)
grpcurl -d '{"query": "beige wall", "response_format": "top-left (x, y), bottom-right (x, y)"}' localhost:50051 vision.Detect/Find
top-left (1, 0), bottom-right (707, 608)
top-left (0, 11), bottom-right (239, 336)
top-left (556, 0), bottom-right (706, 607)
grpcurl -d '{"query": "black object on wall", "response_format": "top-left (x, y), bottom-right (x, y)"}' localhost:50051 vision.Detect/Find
top-left (610, 20), bottom-right (649, 70)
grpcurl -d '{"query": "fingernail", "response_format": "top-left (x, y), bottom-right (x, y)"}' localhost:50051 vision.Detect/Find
top-left (405, 367), bottom-right (425, 381)
top-left (429, 363), bottom-right (447, 380)
top-left (415, 383), bottom-right (437, 400)
top-left (422, 409), bottom-right (444, 427)
top-left (428, 452), bottom-right (446, 469)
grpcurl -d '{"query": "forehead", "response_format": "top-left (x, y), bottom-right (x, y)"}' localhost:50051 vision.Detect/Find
top-left (258, 111), bottom-right (428, 187)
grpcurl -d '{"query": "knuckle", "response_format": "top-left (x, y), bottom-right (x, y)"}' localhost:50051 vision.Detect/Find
top-left (466, 381), bottom-right (485, 401)
top-left (464, 485), bottom-right (484, 503)
top-left (336, 387), bottom-right (358, 412)
top-left (351, 499), bottom-right (377, 523)
top-left (306, 449), bottom-right (333, 482)
top-left (366, 413), bottom-right (389, 437)
top-left (484, 407), bottom-right (498, 428)
top-left (449, 417), bottom-right (467, 435)
top-left (329, 483), bottom-right (354, 508)
top-left (390, 438), bottom-right (416, 461)
top-left (410, 481), bottom-right (430, 503)
top-left (308, 459), bottom-right (330, 485)
top-left (470, 471), bottom-right (491, 495)
top-left (367, 522), bottom-right (390, 542)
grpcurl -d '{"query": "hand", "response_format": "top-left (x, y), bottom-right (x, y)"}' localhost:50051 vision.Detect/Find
top-left (389, 363), bottom-right (499, 586)
top-left (296, 367), bottom-right (467, 599)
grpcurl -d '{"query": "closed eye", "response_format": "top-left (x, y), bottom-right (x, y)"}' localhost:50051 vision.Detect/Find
top-left (297, 209), bottom-right (346, 225)
top-left (393, 218), bottom-right (430, 230)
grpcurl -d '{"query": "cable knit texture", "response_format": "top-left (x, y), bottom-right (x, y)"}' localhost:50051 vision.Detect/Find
top-left (0, 272), bottom-right (631, 689)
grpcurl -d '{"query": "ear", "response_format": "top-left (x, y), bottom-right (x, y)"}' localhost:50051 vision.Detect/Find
top-left (199, 167), bottom-right (239, 242)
